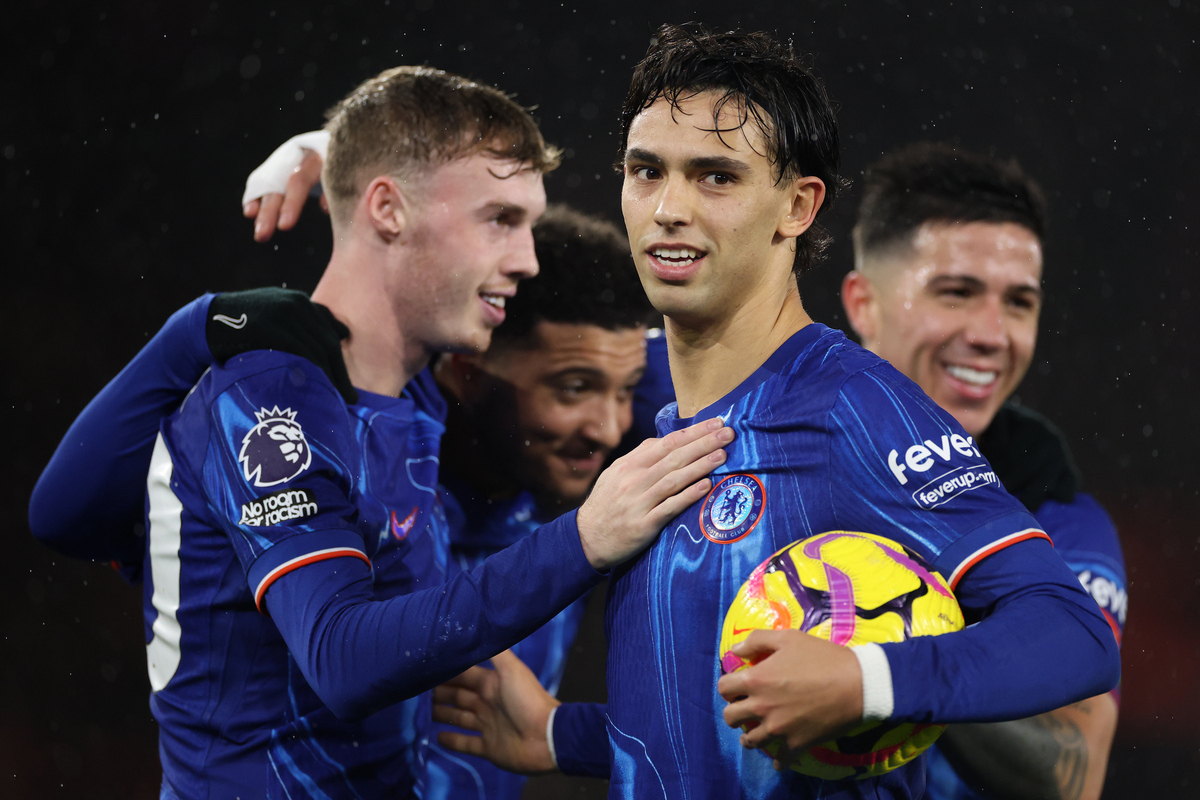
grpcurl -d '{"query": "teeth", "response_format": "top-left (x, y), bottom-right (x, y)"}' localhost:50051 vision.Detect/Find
top-left (652, 247), bottom-right (702, 263)
top-left (946, 365), bottom-right (997, 386)
top-left (482, 295), bottom-right (506, 309)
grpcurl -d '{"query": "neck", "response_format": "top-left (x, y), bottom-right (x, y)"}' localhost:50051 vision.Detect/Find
top-left (435, 381), bottom-right (523, 502)
top-left (311, 231), bottom-right (431, 398)
top-left (667, 281), bottom-right (812, 418)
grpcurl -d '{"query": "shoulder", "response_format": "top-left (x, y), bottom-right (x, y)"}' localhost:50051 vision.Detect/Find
top-left (783, 327), bottom-right (932, 417)
top-left (979, 403), bottom-right (1081, 510)
top-left (199, 350), bottom-right (346, 410)
top-left (1038, 492), bottom-right (1128, 637)
top-left (1036, 492), bottom-right (1125, 576)
top-left (171, 350), bottom-right (350, 470)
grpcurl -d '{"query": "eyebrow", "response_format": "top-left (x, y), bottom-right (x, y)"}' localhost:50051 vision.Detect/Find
top-left (477, 202), bottom-right (529, 221)
top-left (928, 274), bottom-right (1044, 298)
top-left (547, 364), bottom-right (648, 384)
top-left (624, 148), bottom-right (750, 174)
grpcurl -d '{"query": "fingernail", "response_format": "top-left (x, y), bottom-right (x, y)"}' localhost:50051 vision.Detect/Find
top-left (279, 212), bottom-right (293, 227)
top-left (710, 449), bottom-right (726, 461)
top-left (243, 203), bottom-right (253, 215)
top-left (720, 428), bottom-right (735, 442)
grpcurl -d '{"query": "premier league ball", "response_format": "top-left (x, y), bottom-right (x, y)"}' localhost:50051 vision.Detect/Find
top-left (719, 531), bottom-right (964, 781)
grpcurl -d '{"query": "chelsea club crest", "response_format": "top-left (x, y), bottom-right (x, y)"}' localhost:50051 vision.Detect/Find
top-left (699, 474), bottom-right (765, 543)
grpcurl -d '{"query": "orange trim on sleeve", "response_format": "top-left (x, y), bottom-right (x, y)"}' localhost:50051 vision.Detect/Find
top-left (947, 528), bottom-right (1052, 592)
top-left (253, 548), bottom-right (371, 613)
top-left (1102, 609), bottom-right (1123, 647)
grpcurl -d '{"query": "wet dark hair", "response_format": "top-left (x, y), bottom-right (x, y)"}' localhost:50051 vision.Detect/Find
top-left (853, 142), bottom-right (1047, 258)
top-left (492, 204), bottom-right (658, 345)
top-left (618, 22), bottom-right (843, 279)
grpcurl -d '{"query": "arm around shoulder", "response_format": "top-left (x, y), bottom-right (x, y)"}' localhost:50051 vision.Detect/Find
top-left (29, 294), bottom-right (215, 564)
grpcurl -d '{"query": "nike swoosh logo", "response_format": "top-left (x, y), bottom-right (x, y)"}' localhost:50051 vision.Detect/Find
top-left (212, 313), bottom-right (247, 329)
top-left (731, 626), bottom-right (757, 636)
top-left (390, 507), bottom-right (419, 541)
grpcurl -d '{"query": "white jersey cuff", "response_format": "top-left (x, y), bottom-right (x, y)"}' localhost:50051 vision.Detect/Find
top-left (852, 643), bottom-right (895, 722)
top-left (545, 705), bottom-right (559, 769)
top-left (242, 130), bottom-right (331, 206)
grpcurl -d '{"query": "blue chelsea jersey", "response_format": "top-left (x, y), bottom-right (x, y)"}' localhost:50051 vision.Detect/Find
top-left (143, 350), bottom-right (449, 799)
top-left (423, 483), bottom-right (589, 800)
top-left (603, 324), bottom-right (1044, 800)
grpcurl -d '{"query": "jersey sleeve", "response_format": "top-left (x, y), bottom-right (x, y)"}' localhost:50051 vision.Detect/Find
top-left (884, 536), bottom-right (1121, 723)
top-left (826, 367), bottom-right (1048, 590)
top-left (552, 702), bottom-right (611, 777)
top-left (191, 354), bottom-right (368, 608)
top-left (29, 294), bottom-right (214, 569)
top-left (264, 510), bottom-right (603, 720)
top-left (1035, 493), bottom-right (1127, 644)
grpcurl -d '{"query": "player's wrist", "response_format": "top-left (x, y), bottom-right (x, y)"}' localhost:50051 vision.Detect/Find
top-left (545, 704), bottom-right (560, 769)
top-left (851, 642), bottom-right (894, 722)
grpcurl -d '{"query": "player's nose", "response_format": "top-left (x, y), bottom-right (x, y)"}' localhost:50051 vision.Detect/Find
top-left (653, 175), bottom-right (693, 227)
top-left (965, 296), bottom-right (1009, 351)
top-left (503, 225), bottom-right (540, 281)
top-left (582, 397), bottom-right (626, 450)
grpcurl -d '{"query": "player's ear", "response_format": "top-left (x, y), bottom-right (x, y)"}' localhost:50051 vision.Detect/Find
top-left (363, 176), bottom-right (410, 240)
top-left (841, 270), bottom-right (880, 345)
top-left (778, 175), bottom-right (826, 239)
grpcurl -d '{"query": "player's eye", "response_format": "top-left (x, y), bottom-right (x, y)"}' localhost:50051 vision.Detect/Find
top-left (555, 379), bottom-right (590, 400)
top-left (938, 286), bottom-right (974, 300)
top-left (629, 165), bottom-right (661, 181)
top-left (701, 172), bottom-right (733, 186)
top-left (1007, 294), bottom-right (1039, 311)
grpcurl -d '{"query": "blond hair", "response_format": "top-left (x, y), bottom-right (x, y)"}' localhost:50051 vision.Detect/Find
top-left (323, 65), bottom-right (560, 222)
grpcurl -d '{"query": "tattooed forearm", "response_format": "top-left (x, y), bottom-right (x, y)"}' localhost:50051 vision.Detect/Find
top-left (936, 709), bottom-right (1090, 800)
top-left (1030, 709), bottom-right (1089, 800)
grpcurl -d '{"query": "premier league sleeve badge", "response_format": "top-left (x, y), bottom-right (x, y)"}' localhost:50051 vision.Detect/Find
top-left (238, 406), bottom-right (313, 487)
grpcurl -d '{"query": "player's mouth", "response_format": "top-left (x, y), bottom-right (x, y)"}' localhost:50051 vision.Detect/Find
top-left (479, 292), bottom-right (508, 325)
top-left (943, 363), bottom-right (1001, 400)
top-left (647, 244), bottom-right (707, 282)
top-left (557, 444), bottom-right (607, 475)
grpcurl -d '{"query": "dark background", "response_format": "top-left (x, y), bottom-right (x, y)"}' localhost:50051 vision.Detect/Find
top-left (4, 0), bottom-right (1197, 797)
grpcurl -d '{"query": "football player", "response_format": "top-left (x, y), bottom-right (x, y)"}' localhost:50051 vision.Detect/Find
top-left (29, 66), bottom-right (729, 800)
top-left (424, 204), bottom-right (657, 800)
top-left (431, 23), bottom-right (1119, 800)
top-left (841, 142), bottom-right (1125, 800)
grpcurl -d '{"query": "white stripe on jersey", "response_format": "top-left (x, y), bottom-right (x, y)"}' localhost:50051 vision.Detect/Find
top-left (946, 528), bottom-right (1048, 589)
top-left (146, 432), bottom-right (184, 692)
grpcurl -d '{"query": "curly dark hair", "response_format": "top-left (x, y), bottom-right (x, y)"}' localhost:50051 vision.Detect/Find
top-left (618, 22), bottom-right (843, 280)
top-left (853, 142), bottom-right (1047, 258)
top-left (491, 204), bottom-right (658, 344)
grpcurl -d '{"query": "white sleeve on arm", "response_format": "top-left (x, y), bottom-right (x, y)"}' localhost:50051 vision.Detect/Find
top-left (242, 130), bottom-right (331, 205)
top-left (852, 642), bottom-right (895, 722)
top-left (545, 705), bottom-right (560, 769)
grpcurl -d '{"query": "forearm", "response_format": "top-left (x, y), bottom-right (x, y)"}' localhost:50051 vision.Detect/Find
top-left (29, 295), bottom-right (214, 562)
top-left (938, 716), bottom-right (1083, 800)
top-left (269, 512), bottom-right (604, 720)
top-left (885, 540), bottom-right (1120, 724)
top-left (937, 692), bottom-right (1116, 800)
